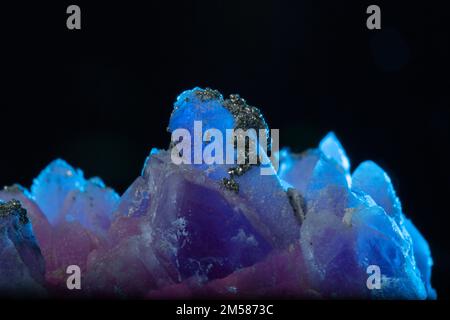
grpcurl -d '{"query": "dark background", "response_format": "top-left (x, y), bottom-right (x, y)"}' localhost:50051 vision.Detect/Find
top-left (1, 1), bottom-right (449, 298)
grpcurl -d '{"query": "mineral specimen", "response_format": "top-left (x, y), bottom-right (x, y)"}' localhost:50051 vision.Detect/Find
top-left (0, 199), bottom-right (46, 297)
top-left (0, 87), bottom-right (436, 299)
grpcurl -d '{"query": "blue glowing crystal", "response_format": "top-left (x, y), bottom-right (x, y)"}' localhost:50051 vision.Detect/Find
top-left (31, 159), bottom-right (119, 232)
top-left (352, 161), bottom-right (402, 222)
top-left (168, 87), bottom-right (235, 139)
top-left (319, 132), bottom-right (352, 187)
top-left (280, 133), bottom-right (434, 299)
top-left (31, 159), bottom-right (86, 225)
top-left (404, 218), bottom-right (437, 299)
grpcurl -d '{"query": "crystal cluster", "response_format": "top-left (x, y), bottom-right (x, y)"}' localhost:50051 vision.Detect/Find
top-left (0, 88), bottom-right (436, 299)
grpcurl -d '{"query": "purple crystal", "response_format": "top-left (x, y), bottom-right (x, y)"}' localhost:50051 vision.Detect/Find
top-left (114, 150), bottom-right (273, 281)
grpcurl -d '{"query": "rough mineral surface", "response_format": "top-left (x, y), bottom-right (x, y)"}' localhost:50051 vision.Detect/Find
top-left (0, 87), bottom-right (436, 299)
top-left (0, 199), bottom-right (46, 297)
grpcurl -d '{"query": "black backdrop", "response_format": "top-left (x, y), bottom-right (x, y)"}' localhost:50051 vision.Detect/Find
top-left (1, 1), bottom-right (449, 298)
